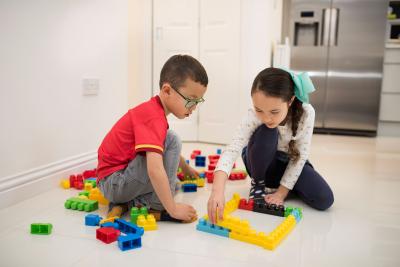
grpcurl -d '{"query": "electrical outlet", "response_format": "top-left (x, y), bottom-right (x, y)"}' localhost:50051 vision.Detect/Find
top-left (82, 78), bottom-right (99, 96)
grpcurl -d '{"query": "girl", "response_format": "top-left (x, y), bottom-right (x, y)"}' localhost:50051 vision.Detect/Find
top-left (207, 68), bottom-right (334, 223)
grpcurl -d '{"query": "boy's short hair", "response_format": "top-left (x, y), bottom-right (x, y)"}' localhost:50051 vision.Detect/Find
top-left (159, 55), bottom-right (208, 89)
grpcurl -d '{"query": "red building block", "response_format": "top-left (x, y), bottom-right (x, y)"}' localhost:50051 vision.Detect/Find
top-left (239, 198), bottom-right (254, 211)
top-left (205, 171), bottom-right (214, 183)
top-left (83, 169), bottom-right (96, 178)
top-left (208, 155), bottom-right (220, 161)
top-left (228, 170), bottom-right (247, 180)
top-left (190, 150), bottom-right (201, 159)
top-left (177, 172), bottom-right (184, 181)
top-left (96, 227), bottom-right (121, 244)
top-left (208, 163), bottom-right (216, 171)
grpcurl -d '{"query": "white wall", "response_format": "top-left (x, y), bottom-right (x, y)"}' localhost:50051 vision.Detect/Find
top-left (0, 0), bottom-right (129, 179)
top-left (239, 0), bottom-right (283, 117)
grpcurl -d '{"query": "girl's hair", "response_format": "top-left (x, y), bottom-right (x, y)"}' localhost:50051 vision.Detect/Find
top-left (251, 68), bottom-right (304, 162)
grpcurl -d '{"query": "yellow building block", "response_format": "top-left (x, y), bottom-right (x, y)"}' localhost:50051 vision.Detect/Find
top-left (84, 183), bottom-right (93, 191)
top-left (196, 178), bottom-right (205, 187)
top-left (60, 179), bottom-right (70, 189)
top-left (78, 195), bottom-right (88, 199)
top-left (99, 216), bottom-right (119, 225)
top-left (88, 188), bottom-right (109, 205)
top-left (136, 214), bottom-right (158, 231)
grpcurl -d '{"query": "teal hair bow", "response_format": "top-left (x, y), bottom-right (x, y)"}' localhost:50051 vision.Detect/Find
top-left (285, 69), bottom-right (316, 103)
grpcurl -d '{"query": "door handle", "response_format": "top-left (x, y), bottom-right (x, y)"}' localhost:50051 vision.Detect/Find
top-left (321, 8), bottom-right (331, 46)
top-left (329, 8), bottom-right (339, 46)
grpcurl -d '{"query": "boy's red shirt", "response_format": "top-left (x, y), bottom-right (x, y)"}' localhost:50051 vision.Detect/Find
top-left (96, 96), bottom-right (168, 182)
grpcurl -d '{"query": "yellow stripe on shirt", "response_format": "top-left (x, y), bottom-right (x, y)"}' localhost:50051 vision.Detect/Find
top-left (135, 144), bottom-right (164, 152)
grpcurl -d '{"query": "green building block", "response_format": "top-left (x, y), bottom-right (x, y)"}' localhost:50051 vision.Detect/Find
top-left (284, 206), bottom-right (293, 217)
top-left (78, 191), bottom-right (90, 197)
top-left (31, 223), bottom-right (52, 235)
top-left (64, 197), bottom-right (98, 212)
top-left (84, 179), bottom-right (97, 188)
top-left (130, 207), bottom-right (148, 224)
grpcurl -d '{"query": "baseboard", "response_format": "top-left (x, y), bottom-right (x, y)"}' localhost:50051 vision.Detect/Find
top-left (0, 151), bottom-right (97, 209)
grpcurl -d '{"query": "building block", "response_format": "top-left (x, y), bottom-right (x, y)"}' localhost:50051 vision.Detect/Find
top-left (217, 148), bottom-right (222, 154)
top-left (195, 155), bottom-right (206, 167)
top-left (84, 179), bottom-right (96, 188)
top-left (64, 197), bottom-right (98, 212)
top-left (115, 218), bottom-right (144, 236)
top-left (190, 150), bottom-right (201, 159)
top-left (30, 223), bottom-right (52, 235)
top-left (96, 227), bottom-right (120, 244)
top-left (136, 214), bottom-right (158, 231)
top-left (205, 170), bottom-right (214, 183)
top-left (88, 188), bottom-right (109, 205)
top-left (100, 216), bottom-right (119, 225)
top-left (60, 179), bottom-right (70, 189)
top-left (182, 183), bottom-right (197, 192)
top-left (118, 234), bottom-right (142, 251)
top-left (100, 222), bottom-right (119, 229)
top-left (196, 218), bottom-right (230, 237)
top-left (228, 169), bottom-right (247, 180)
top-left (131, 207), bottom-right (148, 224)
top-left (84, 183), bottom-right (93, 191)
top-left (85, 214), bottom-right (102, 226)
top-left (208, 163), bottom-right (216, 171)
top-left (208, 154), bottom-right (220, 162)
top-left (196, 178), bottom-right (205, 187)
top-left (253, 198), bottom-right (285, 217)
top-left (238, 198), bottom-right (254, 211)
top-left (79, 191), bottom-right (90, 197)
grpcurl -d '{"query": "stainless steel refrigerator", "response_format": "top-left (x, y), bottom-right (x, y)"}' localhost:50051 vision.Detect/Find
top-left (282, 0), bottom-right (387, 136)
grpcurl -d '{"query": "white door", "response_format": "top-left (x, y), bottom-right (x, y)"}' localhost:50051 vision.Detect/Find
top-left (153, 0), bottom-right (200, 141)
top-left (198, 0), bottom-right (241, 144)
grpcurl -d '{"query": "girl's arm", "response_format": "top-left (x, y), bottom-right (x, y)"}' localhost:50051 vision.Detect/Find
top-left (208, 109), bottom-right (261, 224)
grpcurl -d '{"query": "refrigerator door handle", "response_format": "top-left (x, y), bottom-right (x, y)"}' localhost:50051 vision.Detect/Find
top-left (321, 8), bottom-right (331, 46)
top-left (329, 8), bottom-right (340, 46)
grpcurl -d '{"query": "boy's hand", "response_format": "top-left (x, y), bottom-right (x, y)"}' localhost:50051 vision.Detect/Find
top-left (171, 203), bottom-right (197, 222)
top-left (207, 191), bottom-right (225, 224)
top-left (182, 164), bottom-right (200, 179)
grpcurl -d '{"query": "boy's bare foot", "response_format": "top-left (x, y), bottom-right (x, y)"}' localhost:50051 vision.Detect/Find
top-left (107, 204), bottom-right (128, 218)
top-left (149, 209), bottom-right (197, 223)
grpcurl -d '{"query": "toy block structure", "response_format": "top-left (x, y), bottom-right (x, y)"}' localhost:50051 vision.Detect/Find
top-left (60, 179), bottom-right (70, 189)
top-left (196, 193), bottom-right (302, 251)
top-left (190, 150), bottom-right (201, 159)
top-left (228, 169), bottom-right (247, 180)
top-left (196, 218), bottom-right (229, 237)
top-left (131, 207), bottom-right (148, 224)
top-left (182, 183), bottom-right (197, 192)
top-left (205, 170), bottom-right (214, 183)
top-left (118, 233), bottom-right (142, 251)
top-left (96, 227), bottom-right (120, 244)
top-left (238, 198), bottom-right (254, 211)
top-left (30, 223), bottom-right (52, 235)
top-left (84, 183), bottom-right (93, 191)
top-left (64, 197), bottom-right (98, 212)
top-left (136, 214), bottom-right (158, 231)
top-left (115, 218), bottom-right (144, 236)
top-left (195, 155), bottom-right (206, 167)
top-left (85, 214), bottom-right (102, 226)
top-left (88, 188), bottom-right (109, 205)
top-left (253, 198), bottom-right (285, 217)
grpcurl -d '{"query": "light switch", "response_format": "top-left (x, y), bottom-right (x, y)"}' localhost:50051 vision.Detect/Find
top-left (82, 78), bottom-right (99, 96)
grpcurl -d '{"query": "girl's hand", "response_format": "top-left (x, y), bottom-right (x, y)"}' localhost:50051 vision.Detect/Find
top-left (207, 191), bottom-right (225, 224)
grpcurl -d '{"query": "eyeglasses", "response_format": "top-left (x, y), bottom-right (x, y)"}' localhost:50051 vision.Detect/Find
top-left (171, 87), bottom-right (205, 109)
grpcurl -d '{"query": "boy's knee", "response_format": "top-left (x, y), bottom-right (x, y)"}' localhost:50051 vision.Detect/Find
top-left (165, 130), bottom-right (182, 152)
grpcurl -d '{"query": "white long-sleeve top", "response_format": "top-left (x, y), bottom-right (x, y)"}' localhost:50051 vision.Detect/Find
top-left (215, 103), bottom-right (315, 190)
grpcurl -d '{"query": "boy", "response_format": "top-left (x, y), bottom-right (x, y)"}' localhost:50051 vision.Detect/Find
top-left (97, 55), bottom-right (208, 222)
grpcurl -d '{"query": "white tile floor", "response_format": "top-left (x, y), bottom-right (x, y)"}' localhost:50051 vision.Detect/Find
top-left (0, 135), bottom-right (400, 267)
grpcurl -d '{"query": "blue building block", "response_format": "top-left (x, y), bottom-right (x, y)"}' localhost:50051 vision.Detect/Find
top-left (196, 218), bottom-right (230, 237)
top-left (195, 155), bottom-right (206, 167)
top-left (291, 208), bottom-right (302, 223)
top-left (182, 183), bottom-right (197, 192)
top-left (85, 214), bottom-right (102, 226)
top-left (199, 172), bottom-right (205, 178)
top-left (85, 177), bottom-right (97, 181)
top-left (185, 159), bottom-right (190, 164)
top-left (118, 234), bottom-right (142, 251)
top-left (115, 219), bottom-right (144, 236)
top-left (217, 149), bottom-right (222, 154)
top-left (100, 222), bottom-right (119, 229)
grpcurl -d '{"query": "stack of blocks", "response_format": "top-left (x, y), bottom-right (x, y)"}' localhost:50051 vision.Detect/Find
top-left (30, 223), bottom-right (52, 235)
top-left (130, 207), bottom-right (158, 231)
top-left (85, 213), bottom-right (145, 251)
top-left (196, 193), bottom-right (303, 250)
